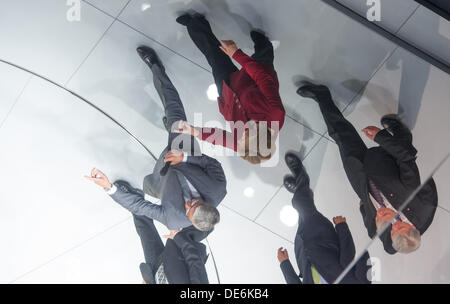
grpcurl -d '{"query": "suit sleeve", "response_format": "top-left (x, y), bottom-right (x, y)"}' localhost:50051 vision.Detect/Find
top-left (186, 154), bottom-right (227, 200)
top-left (232, 50), bottom-right (285, 117)
top-left (359, 202), bottom-right (376, 238)
top-left (374, 129), bottom-right (421, 188)
top-left (334, 222), bottom-right (356, 268)
top-left (374, 129), bottom-right (417, 162)
top-left (280, 260), bottom-right (302, 284)
top-left (173, 232), bottom-right (209, 284)
top-left (110, 183), bottom-right (166, 225)
top-left (197, 127), bottom-right (238, 151)
top-left (416, 178), bottom-right (438, 234)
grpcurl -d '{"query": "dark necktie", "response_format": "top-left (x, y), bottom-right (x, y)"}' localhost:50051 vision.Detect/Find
top-left (368, 180), bottom-right (386, 207)
top-left (368, 180), bottom-right (402, 222)
top-left (175, 171), bottom-right (193, 202)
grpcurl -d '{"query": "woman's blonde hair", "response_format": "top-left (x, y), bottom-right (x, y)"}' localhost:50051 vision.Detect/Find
top-left (237, 121), bottom-right (276, 164)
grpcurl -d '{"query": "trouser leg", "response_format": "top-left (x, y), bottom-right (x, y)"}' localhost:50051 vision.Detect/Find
top-left (133, 214), bottom-right (165, 272)
top-left (292, 185), bottom-right (336, 243)
top-left (317, 94), bottom-right (369, 201)
top-left (251, 31), bottom-right (274, 65)
top-left (292, 185), bottom-right (316, 216)
top-left (149, 64), bottom-right (198, 154)
top-left (150, 64), bottom-right (186, 130)
top-left (184, 16), bottom-right (238, 96)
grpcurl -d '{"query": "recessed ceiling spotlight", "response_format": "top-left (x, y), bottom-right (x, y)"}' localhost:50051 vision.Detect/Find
top-left (141, 3), bottom-right (151, 11)
top-left (206, 84), bottom-right (219, 101)
top-left (279, 205), bottom-right (298, 227)
top-left (244, 187), bottom-right (255, 198)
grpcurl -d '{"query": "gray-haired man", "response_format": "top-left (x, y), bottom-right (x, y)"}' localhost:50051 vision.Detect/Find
top-left (297, 82), bottom-right (438, 254)
top-left (86, 46), bottom-right (226, 234)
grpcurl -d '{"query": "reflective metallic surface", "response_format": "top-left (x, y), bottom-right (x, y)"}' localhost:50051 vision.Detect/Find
top-left (0, 0), bottom-right (449, 283)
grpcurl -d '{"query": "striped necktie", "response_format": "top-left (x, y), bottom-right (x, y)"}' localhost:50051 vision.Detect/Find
top-left (368, 180), bottom-right (402, 222)
top-left (368, 180), bottom-right (386, 207)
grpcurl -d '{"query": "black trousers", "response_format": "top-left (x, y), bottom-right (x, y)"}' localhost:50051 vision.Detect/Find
top-left (144, 63), bottom-right (200, 197)
top-left (292, 180), bottom-right (336, 244)
top-left (315, 92), bottom-right (370, 203)
top-left (133, 214), bottom-right (164, 278)
top-left (183, 16), bottom-right (274, 96)
top-left (150, 62), bottom-right (199, 153)
top-left (316, 92), bottom-right (415, 203)
top-left (150, 64), bottom-right (185, 143)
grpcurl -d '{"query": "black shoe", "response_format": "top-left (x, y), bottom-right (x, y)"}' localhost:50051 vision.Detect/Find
top-left (296, 81), bottom-right (332, 103)
top-left (250, 30), bottom-right (268, 44)
top-left (381, 114), bottom-right (410, 134)
top-left (285, 153), bottom-right (310, 187)
top-left (284, 175), bottom-right (298, 194)
top-left (137, 46), bottom-right (163, 69)
top-left (115, 180), bottom-right (145, 197)
top-left (285, 152), bottom-right (303, 177)
top-left (176, 13), bottom-right (193, 26)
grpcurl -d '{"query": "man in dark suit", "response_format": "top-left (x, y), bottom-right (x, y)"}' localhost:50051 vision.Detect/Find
top-left (86, 46), bottom-right (227, 233)
top-left (134, 214), bottom-right (209, 284)
top-left (86, 170), bottom-right (210, 284)
top-left (278, 153), bottom-right (372, 284)
top-left (297, 82), bottom-right (438, 254)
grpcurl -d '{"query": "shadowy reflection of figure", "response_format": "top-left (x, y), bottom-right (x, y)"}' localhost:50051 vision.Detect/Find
top-left (134, 215), bottom-right (209, 284)
top-left (277, 153), bottom-right (371, 284)
top-left (386, 50), bottom-right (431, 130)
top-left (341, 6), bottom-right (445, 130)
top-left (386, 0), bottom-right (450, 129)
top-left (175, 13), bottom-right (285, 165)
top-left (297, 82), bottom-right (438, 254)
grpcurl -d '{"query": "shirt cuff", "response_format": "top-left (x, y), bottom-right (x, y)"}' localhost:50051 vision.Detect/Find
top-left (182, 153), bottom-right (188, 163)
top-left (106, 184), bottom-right (117, 195)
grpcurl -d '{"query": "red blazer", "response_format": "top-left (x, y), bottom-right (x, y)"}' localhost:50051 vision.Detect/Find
top-left (198, 49), bottom-right (285, 151)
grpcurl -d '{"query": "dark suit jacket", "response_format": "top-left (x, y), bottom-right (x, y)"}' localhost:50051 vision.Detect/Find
top-left (360, 129), bottom-right (438, 254)
top-left (280, 222), bottom-right (371, 284)
top-left (110, 149), bottom-right (227, 231)
top-left (141, 226), bottom-right (209, 284)
top-left (162, 226), bottom-right (209, 284)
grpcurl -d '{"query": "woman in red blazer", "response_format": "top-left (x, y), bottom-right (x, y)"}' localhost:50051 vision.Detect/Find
top-left (175, 13), bottom-right (285, 164)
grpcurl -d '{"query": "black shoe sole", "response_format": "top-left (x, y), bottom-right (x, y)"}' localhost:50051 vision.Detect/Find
top-left (283, 175), bottom-right (298, 194)
top-left (285, 152), bottom-right (302, 176)
top-left (176, 14), bottom-right (192, 26)
top-left (137, 46), bottom-right (163, 68)
top-left (296, 84), bottom-right (318, 99)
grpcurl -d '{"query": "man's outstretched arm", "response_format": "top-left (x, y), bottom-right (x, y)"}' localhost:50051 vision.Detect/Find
top-left (278, 248), bottom-right (302, 284)
top-left (85, 168), bottom-right (166, 225)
